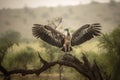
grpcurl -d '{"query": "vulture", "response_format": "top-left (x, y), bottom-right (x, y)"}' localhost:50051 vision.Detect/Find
top-left (32, 23), bottom-right (101, 53)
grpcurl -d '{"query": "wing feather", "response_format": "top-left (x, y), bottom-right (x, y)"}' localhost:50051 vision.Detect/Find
top-left (71, 23), bottom-right (101, 46)
top-left (32, 24), bottom-right (65, 48)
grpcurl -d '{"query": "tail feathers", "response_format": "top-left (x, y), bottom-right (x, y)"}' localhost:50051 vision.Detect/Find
top-left (61, 46), bottom-right (72, 52)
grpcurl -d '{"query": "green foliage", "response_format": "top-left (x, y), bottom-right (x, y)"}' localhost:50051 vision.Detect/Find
top-left (86, 51), bottom-right (98, 63)
top-left (0, 30), bottom-right (21, 47)
top-left (99, 26), bottom-right (120, 55)
top-left (3, 46), bottom-right (38, 70)
top-left (0, 30), bottom-right (21, 63)
top-left (40, 40), bottom-right (61, 61)
top-left (98, 26), bottom-right (120, 80)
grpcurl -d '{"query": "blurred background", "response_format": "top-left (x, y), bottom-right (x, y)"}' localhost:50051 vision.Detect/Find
top-left (0, 0), bottom-right (120, 38)
top-left (0, 0), bottom-right (120, 80)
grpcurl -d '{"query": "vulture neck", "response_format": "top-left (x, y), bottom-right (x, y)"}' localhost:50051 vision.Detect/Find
top-left (66, 30), bottom-right (70, 36)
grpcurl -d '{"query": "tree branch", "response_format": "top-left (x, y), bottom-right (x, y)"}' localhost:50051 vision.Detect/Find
top-left (0, 53), bottom-right (109, 80)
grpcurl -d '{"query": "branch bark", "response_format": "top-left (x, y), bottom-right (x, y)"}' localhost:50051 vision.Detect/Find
top-left (0, 53), bottom-right (109, 80)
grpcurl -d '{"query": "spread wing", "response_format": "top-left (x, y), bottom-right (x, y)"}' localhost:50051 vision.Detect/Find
top-left (32, 24), bottom-right (65, 48)
top-left (71, 23), bottom-right (101, 46)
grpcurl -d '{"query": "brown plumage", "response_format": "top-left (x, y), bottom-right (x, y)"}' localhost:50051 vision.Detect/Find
top-left (32, 23), bottom-right (101, 52)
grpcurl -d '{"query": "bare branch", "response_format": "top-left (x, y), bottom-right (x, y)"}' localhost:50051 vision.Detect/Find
top-left (0, 53), bottom-right (109, 80)
top-left (38, 52), bottom-right (48, 65)
top-left (47, 17), bottom-right (62, 29)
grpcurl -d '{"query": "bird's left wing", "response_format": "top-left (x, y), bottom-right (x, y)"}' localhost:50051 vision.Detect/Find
top-left (32, 24), bottom-right (65, 48)
top-left (71, 23), bottom-right (101, 46)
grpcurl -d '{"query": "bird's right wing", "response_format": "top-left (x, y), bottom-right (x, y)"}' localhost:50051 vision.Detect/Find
top-left (71, 23), bottom-right (101, 46)
top-left (32, 24), bottom-right (65, 48)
